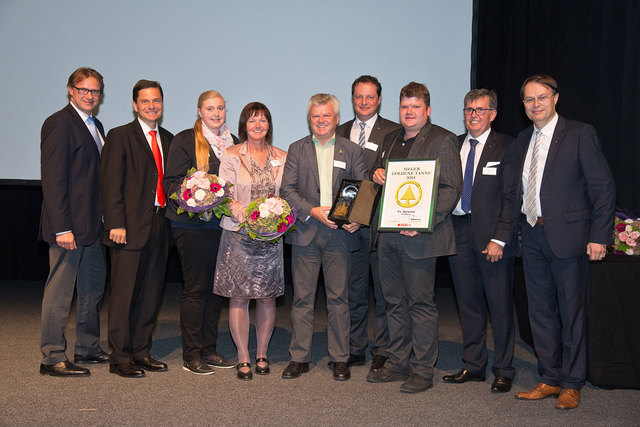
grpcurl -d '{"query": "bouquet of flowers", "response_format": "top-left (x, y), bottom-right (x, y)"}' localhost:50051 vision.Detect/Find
top-left (169, 168), bottom-right (232, 221)
top-left (239, 195), bottom-right (296, 244)
top-left (613, 214), bottom-right (640, 255)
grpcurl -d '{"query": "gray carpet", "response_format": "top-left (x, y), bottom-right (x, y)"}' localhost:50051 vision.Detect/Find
top-left (1, 280), bottom-right (638, 426)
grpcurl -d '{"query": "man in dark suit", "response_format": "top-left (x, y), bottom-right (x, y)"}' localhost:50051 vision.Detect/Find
top-left (280, 93), bottom-right (367, 381)
top-left (442, 89), bottom-right (516, 393)
top-left (101, 80), bottom-right (173, 378)
top-left (509, 75), bottom-right (615, 409)
top-left (367, 82), bottom-right (462, 393)
top-left (39, 67), bottom-right (109, 376)
top-left (335, 75), bottom-right (401, 372)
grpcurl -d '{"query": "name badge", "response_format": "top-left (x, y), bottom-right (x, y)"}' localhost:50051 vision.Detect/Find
top-left (482, 167), bottom-right (497, 176)
top-left (364, 141), bottom-right (378, 151)
top-left (270, 159), bottom-right (282, 167)
top-left (334, 160), bottom-right (346, 169)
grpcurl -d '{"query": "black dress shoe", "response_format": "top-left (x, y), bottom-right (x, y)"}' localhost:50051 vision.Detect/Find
top-left (236, 362), bottom-right (253, 381)
top-left (347, 354), bottom-right (366, 367)
top-left (282, 361), bottom-right (309, 379)
top-left (442, 369), bottom-right (486, 383)
top-left (370, 355), bottom-right (388, 372)
top-left (327, 353), bottom-right (366, 368)
top-left (255, 357), bottom-right (270, 375)
top-left (490, 376), bottom-right (512, 393)
top-left (134, 356), bottom-right (168, 372)
top-left (110, 361), bottom-right (145, 378)
top-left (332, 362), bottom-right (351, 381)
top-left (40, 360), bottom-right (90, 377)
top-left (74, 348), bottom-right (110, 364)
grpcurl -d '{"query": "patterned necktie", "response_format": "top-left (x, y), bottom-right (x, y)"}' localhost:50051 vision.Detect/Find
top-left (358, 122), bottom-right (366, 148)
top-left (149, 130), bottom-right (166, 207)
top-left (525, 130), bottom-right (543, 226)
top-left (86, 116), bottom-right (102, 155)
top-left (460, 139), bottom-right (479, 213)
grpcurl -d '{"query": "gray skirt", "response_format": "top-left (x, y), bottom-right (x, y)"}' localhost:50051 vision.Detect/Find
top-left (213, 229), bottom-right (284, 299)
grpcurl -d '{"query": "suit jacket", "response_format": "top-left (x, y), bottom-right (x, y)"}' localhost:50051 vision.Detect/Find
top-left (101, 119), bottom-right (173, 250)
top-left (457, 129), bottom-right (516, 255)
top-left (39, 103), bottom-right (104, 245)
top-left (373, 122), bottom-right (463, 259)
top-left (219, 142), bottom-right (288, 231)
top-left (281, 134), bottom-right (368, 250)
top-left (163, 128), bottom-right (239, 227)
top-left (507, 115), bottom-right (616, 258)
top-left (336, 115), bottom-right (402, 173)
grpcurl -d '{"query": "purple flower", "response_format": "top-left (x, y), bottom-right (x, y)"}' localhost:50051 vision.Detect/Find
top-left (616, 223), bottom-right (626, 232)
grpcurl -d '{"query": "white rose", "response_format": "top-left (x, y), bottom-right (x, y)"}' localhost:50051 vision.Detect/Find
top-left (186, 198), bottom-right (197, 207)
top-left (259, 203), bottom-right (270, 218)
top-left (217, 177), bottom-right (226, 187)
top-left (194, 189), bottom-right (206, 201)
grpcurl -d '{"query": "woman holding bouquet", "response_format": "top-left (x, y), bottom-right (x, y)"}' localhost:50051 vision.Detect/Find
top-left (164, 91), bottom-right (238, 375)
top-left (214, 102), bottom-right (287, 380)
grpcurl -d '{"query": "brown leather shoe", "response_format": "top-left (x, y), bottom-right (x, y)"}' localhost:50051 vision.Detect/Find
top-left (514, 383), bottom-right (561, 400)
top-left (555, 389), bottom-right (580, 410)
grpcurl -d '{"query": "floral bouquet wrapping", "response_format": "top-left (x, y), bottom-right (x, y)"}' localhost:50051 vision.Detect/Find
top-left (169, 168), bottom-right (232, 221)
top-left (613, 214), bottom-right (640, 255)
top-left (239, 196), bottom-right (296, 244)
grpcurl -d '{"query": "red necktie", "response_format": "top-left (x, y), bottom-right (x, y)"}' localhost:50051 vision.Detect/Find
top-left (149, 130), bottom-right (166, 207)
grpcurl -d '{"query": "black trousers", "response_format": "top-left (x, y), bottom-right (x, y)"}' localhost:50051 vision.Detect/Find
top-left (108, 212), bottom-right (169, 364)
top-left (172, 227), bottom-right (223, 362)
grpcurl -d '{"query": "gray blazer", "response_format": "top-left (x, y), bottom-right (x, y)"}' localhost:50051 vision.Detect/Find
top-left (281, 134), bottom-right (368, 251)
top-left (373, 122), bottom-right (463, 259)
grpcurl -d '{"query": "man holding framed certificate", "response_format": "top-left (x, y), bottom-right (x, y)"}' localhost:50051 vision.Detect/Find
top-left (366, 82), bottom-right (462, 393)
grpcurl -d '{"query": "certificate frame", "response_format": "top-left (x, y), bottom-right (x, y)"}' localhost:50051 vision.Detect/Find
top-left (378, 158), bottom-right (439, 232)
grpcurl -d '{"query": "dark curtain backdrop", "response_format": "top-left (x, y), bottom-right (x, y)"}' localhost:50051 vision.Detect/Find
top-left (472, 0), bottom-right (640, 212)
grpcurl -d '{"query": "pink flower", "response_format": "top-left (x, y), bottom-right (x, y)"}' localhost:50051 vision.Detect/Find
top-left (277, 221), bottom-right (288, 233)
top-left (630, 231), bottom-right (640, 239)
top-left (182, 189), bottom-right (192, 200)
top-left (250, 210), bottom-right (260, 220)
top-left (619, 232), bottom-right (628, 242)
top-left (616, 223), bottom-right (626, 232)
top-left (265, 197), bottom-right (284, 216)
top-left (285, 214), bottom-right (293, 224)
top-left (628, 239), bottom-right (637, 248)
top-left (210, 183), bottom-right (222, 193)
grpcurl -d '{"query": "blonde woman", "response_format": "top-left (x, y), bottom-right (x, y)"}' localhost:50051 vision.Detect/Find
top-left (164, 91), bottom-right (238, 375)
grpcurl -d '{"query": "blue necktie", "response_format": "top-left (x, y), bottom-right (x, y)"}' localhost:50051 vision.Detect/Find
top-left (461, 138), bottom-right (479, 213)
top-left (86, 116), bottom-right (102, 155)
top-left (358, 122), bottom-right (366, 148)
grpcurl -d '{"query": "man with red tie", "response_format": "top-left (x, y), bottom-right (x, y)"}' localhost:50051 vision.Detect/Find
top-left (101, 80), bottom-right (173, 378)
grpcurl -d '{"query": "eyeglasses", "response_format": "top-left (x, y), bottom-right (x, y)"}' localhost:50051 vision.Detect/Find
top-left (522, 94), bottom-right (552, 105)
top-left (73, 86), bottom-right (102, 96)
top-left (463, 107), bottom-right (494, 116)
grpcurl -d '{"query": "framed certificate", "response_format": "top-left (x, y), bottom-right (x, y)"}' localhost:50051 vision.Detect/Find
top-left (378, 158), bottom-right (439, 232)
